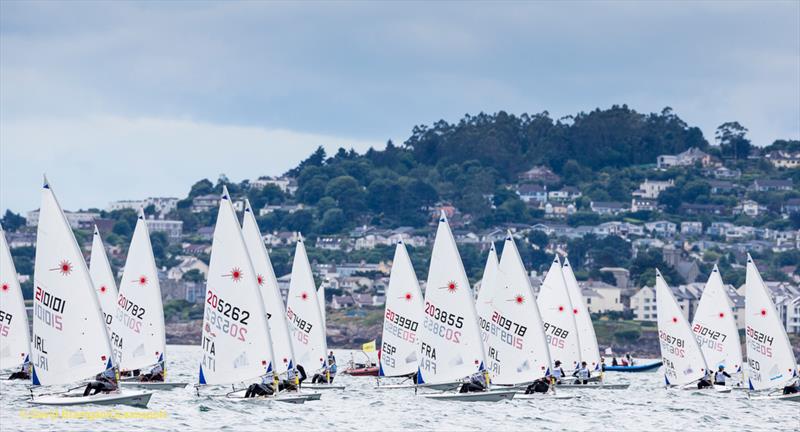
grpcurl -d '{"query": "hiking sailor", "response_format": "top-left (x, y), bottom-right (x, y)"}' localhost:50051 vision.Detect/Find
top-left (83, 367), bottom-right (118, 396)
top-left (459, 371), bottom-right (487, 393)
top-left (713, 365), bottom-right (731, 387)
top-left (244, 374), bottom-right (275, 398)
top-left (573, 361), bottom-right (591, 384)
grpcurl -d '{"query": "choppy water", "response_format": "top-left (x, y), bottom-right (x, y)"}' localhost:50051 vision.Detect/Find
top-left (1, 345), bottom-right (797, 431)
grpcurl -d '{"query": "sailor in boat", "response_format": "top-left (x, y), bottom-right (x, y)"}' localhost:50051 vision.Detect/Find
top-left (697, 370), bottom-right (713, 389)
top-left (458, 371), bottom-right (488, 394)
top-left (138, 362), bottom-right (165, 382)
top-left (611, 357), bottom-right (619, 367)
top-left (8, 359), bottom-right (31, 380)
top-left (312, 354), bottom-right (338, 384)
top-left (713, 365), bottom-right (731, 387)
top-left (296, 364), bottom-right (308, 384)
top-left (625, 353), bottom-right (634, 366)
top-left (524, 377), bottom-right (551, 394)
top-left (244, 374), bottom-right (275, 398)
top-left (551, 360), bottom-right (566, 384)
top-left (572, 361), bottom-right (591, 384)
top-left (83, 367), bottom-right (118, 396)
top-left (783, 380), bottom-right (799, 395)
top-left (279, 368), bottom-right (299, 391)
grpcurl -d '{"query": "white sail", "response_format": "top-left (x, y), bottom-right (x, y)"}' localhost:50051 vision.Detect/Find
top-left (475, 242), bottom-right (498, 314)
top-left (89, 226), bottom-right (119, 343)
top-left (481, 233), bottom-right (551, 384)
top-left (745, 255), bottom-right (797, 391)
top-left (691, 265), bottom-right (742, 374)
top-left (112, 209), bottom-right (166, 372)
top-left (241, 199), bottom-right (295, 374)
top-left (285, 234), bottom-right (327, 371)
top-left (536, 255), bottom-right (581, 372)
top-left (318, 284), bottom-right (326, 330)
top-left (379, 241), bottom-right (424, 377)
top-left (31, 177), bottom-right (113, 385)
top-left (656, 270), bottom-right (707, 386)
top-left (416, 212), bottom-right (486, 384)
top-left (199, 187), bottom-right (275, 385)
top-left (561, 258), bottom-right (601, 372)
top-left (0, 225), bottom-right (31, 370)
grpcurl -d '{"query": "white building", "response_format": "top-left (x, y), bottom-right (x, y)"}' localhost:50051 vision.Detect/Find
top-left (580, 281), bottom-right (623, 313)
top-left (166, 256), bottom-right (209, 281)
top-left (644, 220), bottom-right (677, 237)
top-left (632, 179), bottom-right (674, 199)
top-left (680, 221), bottom-right (703, 236)
top-left (146, 217), bottom-right (184, 242)
top-left (26, 209), bottom-right (99, 229)
top-left (251, 176), bottom-right (298, 195)
top-left (108, 197), bottom-right (178, 215)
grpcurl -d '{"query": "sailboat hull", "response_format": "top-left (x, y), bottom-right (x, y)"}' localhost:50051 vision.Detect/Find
top-left (556, 383), bottom-right (630, 390)
top-left (424, 389), bottom-right (516, 402)
top-left (604, 361), bottom-right (662, 372)
top-left (30, 390), bottom-right (152, 407)
top-left (514, 392), bottom-right (578, 400)
top-left (119, 381), bottom-right (189, 390)
top-left (301, 383), bottom-right (346, 390)
top-left (748, 392), bottom-right (800, 402)
top-left (375, 381), bottom-right (462, 392)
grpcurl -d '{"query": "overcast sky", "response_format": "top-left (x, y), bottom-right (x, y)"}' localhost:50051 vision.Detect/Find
top-left (1, 1), bottom-right (798, 213)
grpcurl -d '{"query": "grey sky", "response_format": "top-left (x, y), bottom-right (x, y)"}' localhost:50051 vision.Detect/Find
top-left (2, 1), bottom-right (798, 213)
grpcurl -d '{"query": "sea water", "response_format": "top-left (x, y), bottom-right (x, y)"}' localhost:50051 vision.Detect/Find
top-left (1, 345), bottom-right (796, 431)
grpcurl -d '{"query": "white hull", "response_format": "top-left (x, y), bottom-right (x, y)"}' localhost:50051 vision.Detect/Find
top-left (748, 392), bottom-right (800, 402)
top-left (224, 391), bottom-right (307, 404)
top-left (301, 383), bottom-right (346, 390)
top-left (556, 383), bottom-right (630, 390)
top-left (375, 381), bottom-right (461, 392)
top-left (120, 381), bottom-right (188, 390)
top-left (514, 392), bottom-right (577, 400)
top-left (30, 390), bottom-right (152, 407)
top-left (424, 389), bottom-right (517, 402)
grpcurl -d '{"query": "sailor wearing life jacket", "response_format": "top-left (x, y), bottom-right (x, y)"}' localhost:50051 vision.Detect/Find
top-left (573, 361), bottom-right (591, 384)
top-left (713, 365), bottom-right (731, 386)
top-left (551, 360), bottom-right (566, 384)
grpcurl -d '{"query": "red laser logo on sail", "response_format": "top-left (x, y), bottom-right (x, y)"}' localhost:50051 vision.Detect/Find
top-left (226, 267), bottom-right (242, 282)
top-left (404, 292), bottom-right (413, 301)
top-left (257, 275), bottom-right (264, 286)
top-left (301, 292), bottom-right (309, 301)
top-left (137, 276), bottom-right (148, 286)
top-left (514, 295), bottom-right (525, 305)
top-left (1, 283), bottom-right (8, 292)
top-left (51, 260), bottom-right (73, 276)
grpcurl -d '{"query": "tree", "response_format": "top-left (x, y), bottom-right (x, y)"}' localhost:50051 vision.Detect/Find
top-left (1, 210), bottom-right (25, 231)
top-left (715, 122), bottom-right (751, 160)
top-left (325, 176), bottom-right (366, 218)
top-left (528, 230), bottom-right (549, 250)
top-left (318, 209), bottom-right (347, 234)
top-left (189, 179), bottom-right (214, 197)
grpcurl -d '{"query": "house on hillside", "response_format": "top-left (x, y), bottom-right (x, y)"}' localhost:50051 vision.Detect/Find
top-left (657, 147), bottom-right (713, 168)
top-left (590, 201), bottom-right (628, 215)
top-left (632, 179), bottom-right (674, 199)
top-left (580, 281), bottom-right (623, 313)
top-left (518, 166), bottom-right (560, 184)
top-left (752, 179), bottom-right (793, 192)
top-left (630, 197), bottom-right (658, 212)
top-left (516, 184), bottom-right (548, 203)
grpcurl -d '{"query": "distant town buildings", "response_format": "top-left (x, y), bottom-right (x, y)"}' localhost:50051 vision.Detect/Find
top-left (657, 147), bottom-right (713, 168)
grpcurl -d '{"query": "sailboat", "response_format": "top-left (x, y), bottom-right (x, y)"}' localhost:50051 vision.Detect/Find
top-left (114, 209), bottom-right (186, 390)
top-left (487, 233), bottom-right (574, 399)
top-left (655, 270), bottom-right (725, 392)
top-left (537, 256), bottom-right (582, 379)
top-left (197, 188), bottom-right (305, 403)
top-left (89, 225), bottom-right (119, 339)
top-left (561, 258), bottom-right (600, 372)
top-left (0, 224), bottom-right (31, 377)
top-left (375, 241), bottom-right (429, 389)
top-left (478, 234), bottom-right (552, 386)
top-left (241, 200), bottom-right (320, 401)
top-left (744, 255), bottom-right (799, 402)
top-left (690, 265), bottom-right (743, 388)
top-left (559, 258), bottom-right (629, 390)
top-left (286, 234), bottom-right (344, 390)
top-left (29, 177), bottom-right (151, 407)
top-left (416, 212), bottom-right (515, 402)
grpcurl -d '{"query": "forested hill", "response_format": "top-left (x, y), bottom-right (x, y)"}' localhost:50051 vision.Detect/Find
top-left (402, 105), bottom-right (707, 179)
